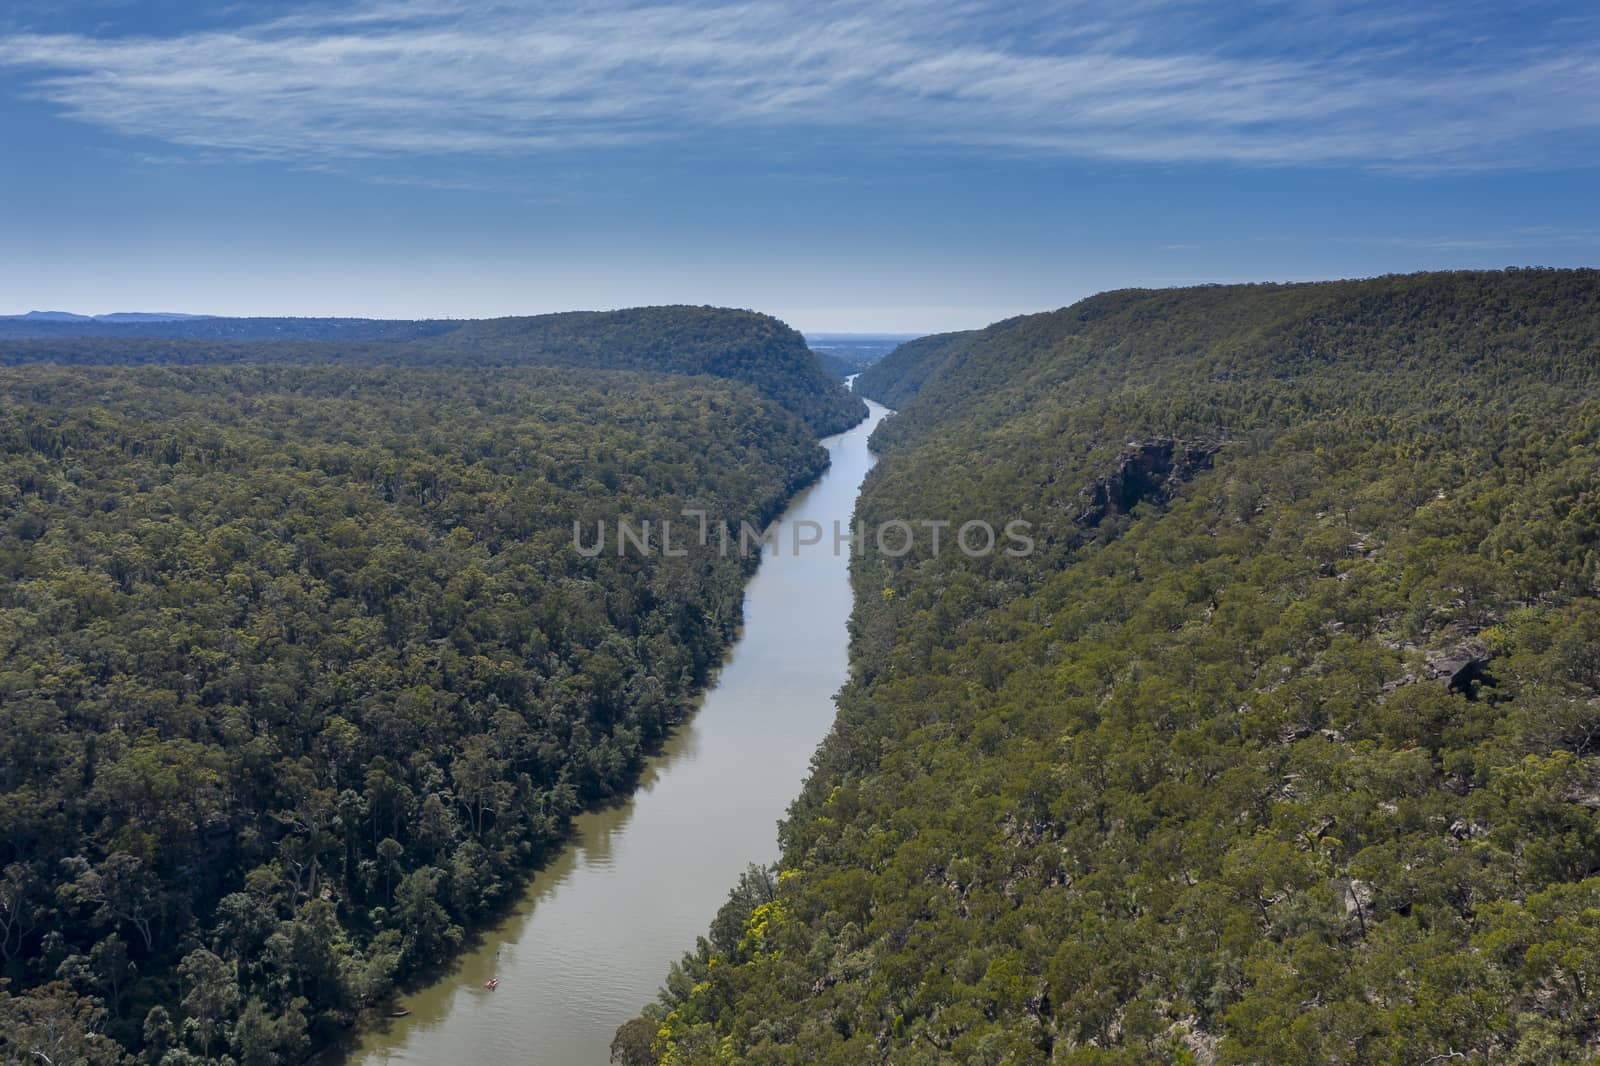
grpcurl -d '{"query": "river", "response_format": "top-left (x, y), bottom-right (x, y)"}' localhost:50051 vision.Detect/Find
top-left (354, 392), bottom-right (889, 1066)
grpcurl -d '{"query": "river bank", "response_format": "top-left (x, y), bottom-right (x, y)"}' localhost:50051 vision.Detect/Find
top-left (353, 397), bottom-right (890, 1065)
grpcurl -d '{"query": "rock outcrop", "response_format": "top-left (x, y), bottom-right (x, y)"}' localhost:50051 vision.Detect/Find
top-left (1380, 641), bottom-right (1498, 701)
top-left (1424, 643), bottom-right (1496, 698)
top-left (1076, 438), bottom-right (1221, 527)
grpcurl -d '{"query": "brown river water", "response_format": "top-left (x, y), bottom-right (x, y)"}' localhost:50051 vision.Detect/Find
top-left (353, 394), bottom-right (889, 1066)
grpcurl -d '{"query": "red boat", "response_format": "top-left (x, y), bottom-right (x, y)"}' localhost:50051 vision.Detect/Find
top-left (483, 978), bottom-right (499, 990)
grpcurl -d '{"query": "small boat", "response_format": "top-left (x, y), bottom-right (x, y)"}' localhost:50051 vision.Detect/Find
top-left (387, 1009), bottom-right (410, 1018)
top-left (483, 978), bottom-right (499, 990)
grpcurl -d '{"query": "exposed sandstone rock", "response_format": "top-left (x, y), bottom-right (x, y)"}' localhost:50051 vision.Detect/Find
top-left (1076, 437), bottom-right (1221, 527)
top-left (1424, 643), bottom-right (1496, 698)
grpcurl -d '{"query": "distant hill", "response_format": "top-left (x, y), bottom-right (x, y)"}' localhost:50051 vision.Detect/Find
top-left (426, 307), bottom-right (864, 434)
top-left (0, 305), bottom-right (864, 435)
top-left (0, 314), bottom-right (462, 342)
top-left (860, 270), bottom-right (1600, 450)
top-left (91, 312), bottom-right (215, 323)
top-left (3, 311), bottom-right (213, 321)
top-left (851, 328), bottom-right (977, 406)
top-left (804, 332), bottom-right (922, 379)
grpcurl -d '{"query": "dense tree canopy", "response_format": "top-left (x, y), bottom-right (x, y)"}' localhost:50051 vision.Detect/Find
top-left (0, 363), bottom-right (828, 1063)
top-left (0, 305), bottom-right (865, 437)
top-left (642, 269), bottom-right (1600, 1064)
top-left (427, 307), bottom-right (863, 434)
top-left (851, 329), bottom-right (975, 409)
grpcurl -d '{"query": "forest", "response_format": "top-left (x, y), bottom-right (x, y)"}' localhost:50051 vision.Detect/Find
top-left (851, 329), bottom-right (974, 409)
top-left (636, 269), bottom-right (1600, 1064)
top-left (0, 316), bottom-right (463, 343)
top-left (0, 306), bottom-right (864, 437)
top-left (0, 349), bottom-right (845, 1063)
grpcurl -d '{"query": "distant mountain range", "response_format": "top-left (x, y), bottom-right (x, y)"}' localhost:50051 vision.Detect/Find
top-left (0, 314), bottom-right (914, 378)
top-left (4, 310), bottom-right (215, 322)
top-left (0, 313), bottom-right (464, 342)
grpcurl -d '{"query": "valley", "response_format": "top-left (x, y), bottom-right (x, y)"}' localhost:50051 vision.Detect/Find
top-left (6, 272), bottom-right (1600, 1066)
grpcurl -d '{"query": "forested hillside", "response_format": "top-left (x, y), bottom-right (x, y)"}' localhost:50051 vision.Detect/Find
top-left (641, 270), bottom-right (1600, 1064)
top-left (851, 329), bottom-right (975, 409)
top-left (0, 365), bottom-right (826, 1064)
top-left (0, 316), bottom-right (463, 342)
top-left (0, 306), bottom-right (864, 436)
top-left (427, 307), bottom-right (863, 434)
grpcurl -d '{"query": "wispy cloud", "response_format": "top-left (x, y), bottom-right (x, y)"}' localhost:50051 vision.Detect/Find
top-left (2, 0), bottom-right (1597, 172)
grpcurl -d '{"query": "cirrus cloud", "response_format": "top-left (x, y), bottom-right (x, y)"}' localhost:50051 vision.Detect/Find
top-left (1, 0), bottom-right (1598, 172)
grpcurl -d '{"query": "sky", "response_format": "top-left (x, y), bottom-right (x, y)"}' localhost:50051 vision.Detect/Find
top-left (1, 1), bottom-right (1598, 333)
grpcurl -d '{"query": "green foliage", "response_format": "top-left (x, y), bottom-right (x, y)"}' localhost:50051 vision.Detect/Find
top-left (429, 306), bottom-right (864, 434)
top-left (651, 269), bottom-right (1600, 1063)
top-left (852, 329), bottom-right (976, 409)
top-left (0, 363), bottom-right (828, 1061)
top-left (0, 305), bottom-right (865, 436)
top-left (0, 979), bottom-right (132, 1064)
top-left (812, 351), bottom-right (860, 381)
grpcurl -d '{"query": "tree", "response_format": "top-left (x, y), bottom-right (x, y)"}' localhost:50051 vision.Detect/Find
top-left (376, 837), bottom-right (405, 903)
top-left (0, 980), bottom-right (130, 1066)
top-left (265, 901), bottom-right (347, 1010)
top-left (450, 737), bottom-right (511, 838)
top-left (0, 863), bottom-right (41, 963)
top-left (610, 1017), bottom-right (658, 1065)
top-left (231, 996), bottom-right (310, 1066)
top-left (141, 1005), bottom-right (176, 1064)
top-left (59, 854), bottom-right (158, 953)
top-left (177, 949), bottom-right (238, 1059)
top-left (393, 867), bottom-right (458, 966)
top-left (89, 934), bottom-right (134, 1018)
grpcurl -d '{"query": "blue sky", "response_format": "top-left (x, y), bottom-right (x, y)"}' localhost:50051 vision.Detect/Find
top-left (2, 1), bottom-right (1598, 332)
